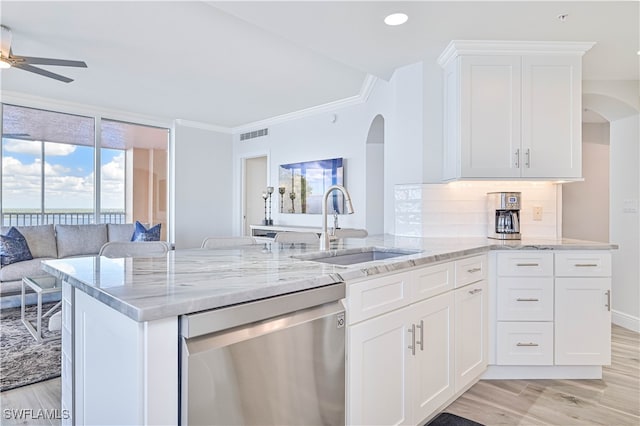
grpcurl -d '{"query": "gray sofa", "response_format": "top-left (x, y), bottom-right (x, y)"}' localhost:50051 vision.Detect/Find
top-left (0, 223), bottom-right (137, 308)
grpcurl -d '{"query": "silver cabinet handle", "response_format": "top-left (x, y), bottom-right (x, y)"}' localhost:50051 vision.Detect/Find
top-left (605, 290), bottom-right (611, 311)
top-left (415, 320), bottom-right (424, 352)
top-left (408, 324), bottom-right (416, 356)
top-left (516, 263), bottom-right (539, 267)
top-left (468, 288), bottom-right (483, 295)
top-left (467, 267), bottom-right (482, 273)
top-left (514, 149), bottom-right (520, 168)
top-left (525, 148), bottom-right (531, 168)
top-left (516, 298), bottom-right (539, 302)
top-left (575, 263), bottom-right (598, 267)
top-left (516, 342), bottom-right (539, 347)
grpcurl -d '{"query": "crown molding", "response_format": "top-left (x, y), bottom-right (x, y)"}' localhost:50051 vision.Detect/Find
top-left (0, 90), bottom-right (174, 129)
top-left (174, 119), bottom-right (232, 134)
top-left (232, 74), bottom-right (378, 134)
top-left (438, 40), bottom-right (596, 68)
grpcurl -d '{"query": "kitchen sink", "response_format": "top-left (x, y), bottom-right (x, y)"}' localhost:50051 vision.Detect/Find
top-left (293, 247), bottom-right (421, 266)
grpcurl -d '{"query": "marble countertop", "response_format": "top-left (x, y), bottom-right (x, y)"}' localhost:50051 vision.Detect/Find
top-left (41, 235), bottom-right (616, 322)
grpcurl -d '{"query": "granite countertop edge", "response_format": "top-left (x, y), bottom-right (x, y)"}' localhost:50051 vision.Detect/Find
top-left (42, 238), bottom-right (617, 322)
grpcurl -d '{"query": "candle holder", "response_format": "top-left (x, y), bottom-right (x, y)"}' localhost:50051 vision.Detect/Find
top-left (267, 186), bottom-right (274, 225)
top-left (261, 192), bottom-right (269, 225)
top-left (278, 186), bottom-right (286, 213)
top-left (289, 192), bottom-right (296, 213)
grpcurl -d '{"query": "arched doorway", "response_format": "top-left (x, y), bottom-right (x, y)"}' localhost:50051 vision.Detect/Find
top-left (571, 92), bottom-right (639, 331)
top-left (365, 115), bottom-right (384, 235)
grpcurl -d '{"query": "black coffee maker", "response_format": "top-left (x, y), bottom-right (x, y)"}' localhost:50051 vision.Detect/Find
top-left (487, 192), bottom-right (521, 240)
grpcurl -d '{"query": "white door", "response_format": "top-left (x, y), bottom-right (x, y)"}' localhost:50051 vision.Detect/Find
top-left (243, 156), bottom-right (267, 236)
top-left (454, 280), bottom-right (488, 392)
top-left (348, 307), bottom-right (412, 426)
top-left (412, 292), bottom-right (455, 424)
top-left (460, 55), bottom-right (521, 178)
top-left (555, 277), bottom-right (611, 365)
top-left (521, 55), bottom-right (582, 178)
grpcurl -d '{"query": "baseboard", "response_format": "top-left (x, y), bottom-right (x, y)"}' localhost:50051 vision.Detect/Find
top-left (612, 310), bottom-right (640, 332)
top-left (482, 365), bottom-right (602, 380)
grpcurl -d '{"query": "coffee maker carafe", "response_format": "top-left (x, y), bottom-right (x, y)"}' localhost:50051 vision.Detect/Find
top-left (487, 192), bottom-right (521, 240)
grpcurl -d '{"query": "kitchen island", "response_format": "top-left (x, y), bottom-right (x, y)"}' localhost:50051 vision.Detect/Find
top-left (41, 235), bottom-right (616, 425)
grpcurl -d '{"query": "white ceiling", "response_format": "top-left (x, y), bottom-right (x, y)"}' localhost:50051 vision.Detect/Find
top-left (1, 1), bottom-right (638, 128)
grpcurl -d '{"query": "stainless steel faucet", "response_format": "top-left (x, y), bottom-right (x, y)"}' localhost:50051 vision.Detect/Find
top-left (320, 185), bottom-right (354, 250)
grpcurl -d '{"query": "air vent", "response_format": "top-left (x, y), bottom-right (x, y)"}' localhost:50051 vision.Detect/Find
top-left (240, 128), bottom-right (269, 141)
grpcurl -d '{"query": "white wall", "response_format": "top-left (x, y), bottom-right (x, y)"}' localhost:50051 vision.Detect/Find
top-left (232, 63), bottom-right (426, 236)
top-left (174, 123), bottom-right (233, 248)
top-left (563, 123), bottom-right (610, 242)
top-left (609, 114), bottom-right (640, 330)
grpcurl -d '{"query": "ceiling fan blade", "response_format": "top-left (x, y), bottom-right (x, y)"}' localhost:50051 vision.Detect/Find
top-left (17, 56), bottom-right (87, 68)
top-left (0, 25), bottom-right (12, 58)
top-left (13, 63), bottom-right (74, 83)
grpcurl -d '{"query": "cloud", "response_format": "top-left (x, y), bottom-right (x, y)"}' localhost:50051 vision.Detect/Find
top-left (3, 139), bottom-right (77, 156)
top-left (3, 150), bottom-right (126, 211)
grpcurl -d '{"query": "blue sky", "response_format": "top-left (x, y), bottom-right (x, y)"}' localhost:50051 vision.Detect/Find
top-left (2, 139), bottom-right (125, 210)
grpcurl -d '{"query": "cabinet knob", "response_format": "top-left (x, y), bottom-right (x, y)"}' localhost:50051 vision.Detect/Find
top-left (467, 267), bottom-right (482, 274)
top-left (516, 263), bottom-right (539, 267)
top-left (525, 148), bottom-right (531, 168)
top-left (574, 263), bottom-right (598, 267)
top-left (605, 290), bottom-right (611, 312)
top-left (468, 288), bottom-right (483, 295)
top-left (514, 149), bottom-right (520, 168)
top-left (516, 342), bottom-right (539, 347)
top-left (516, 298), bottom-right (539, 302)
top-left (415, 320), bottom-right (424, 352)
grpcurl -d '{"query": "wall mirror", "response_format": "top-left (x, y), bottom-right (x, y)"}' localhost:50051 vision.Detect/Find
top-left (278, 158), bottom-right (344, 214)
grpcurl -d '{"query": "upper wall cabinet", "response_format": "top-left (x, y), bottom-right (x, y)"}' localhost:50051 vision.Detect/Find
top-left (438, 41), bottom-right (594, 181)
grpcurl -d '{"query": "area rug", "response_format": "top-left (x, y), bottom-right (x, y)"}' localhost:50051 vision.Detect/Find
top-left (427, 412), bottom-right (485, 426)
top-left (0, 303), bottom-right (61, 392)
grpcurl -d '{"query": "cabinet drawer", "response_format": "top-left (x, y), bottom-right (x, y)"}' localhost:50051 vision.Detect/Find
top-left (497, 277), bottom-right (554, 321)
top-left (555, 252), bottom-right (611, 277)
top-left (455, 255), bottom-right (487, 288)
top-left (347, 272), bottom-right (411, 324)
top-left (496, 322), bottom-right (553, 365)
top-left (497, 252), bottom-right (553, 276)
top-left (411, 262), bottom-right (455, 302)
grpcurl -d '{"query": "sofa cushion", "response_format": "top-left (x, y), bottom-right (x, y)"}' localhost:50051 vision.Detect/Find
top-left (55, 224), bottom-right (108, 258)
top-left (0, 225), bottom-right (57, 259)
top-left (107, 223), bottom-right (135, 242)
top-left (131, 221), bottom-right (161, 242)
top-left (0, 227), bottom-right (33, 266)
top-left (0, 257), bottom-right (54, 283)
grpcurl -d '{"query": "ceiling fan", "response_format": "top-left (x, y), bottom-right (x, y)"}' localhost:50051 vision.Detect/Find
top-left (0, 25), bottom-right (87, 83)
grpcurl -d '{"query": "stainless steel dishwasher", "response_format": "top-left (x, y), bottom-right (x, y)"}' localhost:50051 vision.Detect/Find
top-left (179, 283), bottom-right (346, 425)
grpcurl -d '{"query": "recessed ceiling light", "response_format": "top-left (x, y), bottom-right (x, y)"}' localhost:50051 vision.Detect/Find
top-left (384, 13), bottom-right (408, 26)
top-left (557, 13), bottom-right (569, 22)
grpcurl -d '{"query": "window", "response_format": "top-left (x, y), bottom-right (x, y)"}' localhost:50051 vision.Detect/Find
top-left (1, 104), bottom-right (169, 234)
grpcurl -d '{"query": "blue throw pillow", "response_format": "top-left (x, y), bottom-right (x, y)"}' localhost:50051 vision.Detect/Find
top-left (131, 221), bottom-right (161, 242)
top-left (0, 227), bottom-right (34, 266)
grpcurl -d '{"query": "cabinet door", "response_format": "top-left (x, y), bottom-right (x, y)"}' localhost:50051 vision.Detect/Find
top-left (348, 307), bottom-right (412, 426)
top-left (521, 55), bottom-right (582, 178)
top-left (412, 293), bottom-right (455, 424)
top-left (454, 280), bottom-right (488, 392)
top-left (555, 277), bottom-right (611, 365)
top-left (460, 55), bottom-right (521, 178)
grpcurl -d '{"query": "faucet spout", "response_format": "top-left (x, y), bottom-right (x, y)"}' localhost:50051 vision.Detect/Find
top-left (321, 185), bottom-right (354, 250)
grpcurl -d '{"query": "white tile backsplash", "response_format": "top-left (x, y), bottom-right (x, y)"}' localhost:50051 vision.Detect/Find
top-left (395, 182), bottom-right (559, 238)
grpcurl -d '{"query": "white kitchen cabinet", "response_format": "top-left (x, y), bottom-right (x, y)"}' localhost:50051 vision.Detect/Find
top-left (454, 279), bottom-right (488, 392)
top-left (494, 251), bottom-right (554, 367)
top-left (347, 255), bottom-right (487, 425)
top-left (555, 277), bottom-right (611, 365)
top-left (348, 302), bottom-right (412, 425)
top-left (347, 292), bottom-right (454, 426)
top-left (438, 41), bottom-right (593, 180)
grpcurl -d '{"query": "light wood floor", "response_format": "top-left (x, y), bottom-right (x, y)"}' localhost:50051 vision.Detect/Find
top-left (1, 325), bottom-right (637, 426)
top-left (446, 325), bottom-right (640, 425)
